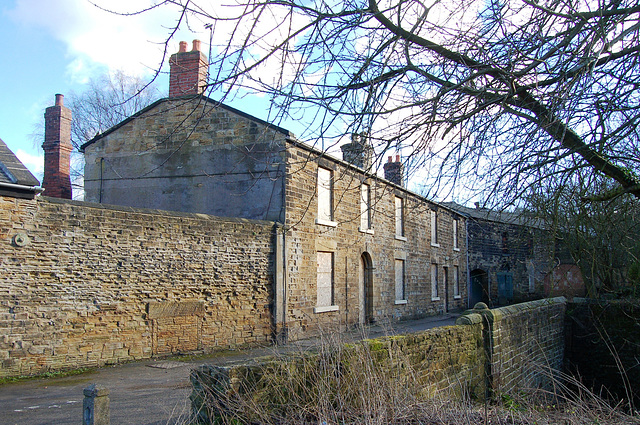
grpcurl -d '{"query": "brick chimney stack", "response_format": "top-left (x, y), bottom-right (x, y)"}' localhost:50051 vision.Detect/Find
top-left (42, 94), bottom-right (73, 199)
top-left (383, 154), bottom-right (404, 187)
top-left (169, 39), bottom-right (209, 97)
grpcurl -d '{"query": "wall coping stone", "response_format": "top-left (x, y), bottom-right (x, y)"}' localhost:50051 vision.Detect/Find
top-left (462, 297), bottom-right (567, 325)
top-left (488, 296), bottom-right (566, 323)
top-left (39, 196), bottom-right (280, 227)
top-left (455, 312), bottom-right (483, 325)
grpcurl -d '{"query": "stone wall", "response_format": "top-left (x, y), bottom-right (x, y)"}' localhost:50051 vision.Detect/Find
top-left (191, 323), bottom-right (486, 423)
top-left (283, 142), bottom-right (468, 338)
top-left (191, 298), bottom-right (569, 423)
top-left (565, 299), bottom-right (640, 406)
top-left (467, 219), bottom-right (551, 305)
top-left (468, 297), bottom-right (566, 395)
top-left (0, 195), bottom-right (276, 377)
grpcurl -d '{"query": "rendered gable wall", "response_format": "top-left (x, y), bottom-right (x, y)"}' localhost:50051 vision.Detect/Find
top-left (83, 97), bottom-right (288, 222)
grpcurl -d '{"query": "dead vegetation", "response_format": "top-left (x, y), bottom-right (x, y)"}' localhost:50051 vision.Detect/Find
top-left (187, 330), bottom-right (637, 425)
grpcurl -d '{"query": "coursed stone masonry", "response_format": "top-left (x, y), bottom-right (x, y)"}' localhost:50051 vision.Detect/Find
top-left (283, 142), bottom-right (468, 338)
top-left (0, 195), bottom-right (275, 377)
top-left (461, 297), bottom-right (566, 395)
top-left (191, 323), bottom-right (486, 423)
top-left (191, 298), bottom-right (569, 423)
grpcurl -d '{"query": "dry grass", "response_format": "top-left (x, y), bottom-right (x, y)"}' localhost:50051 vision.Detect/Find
top-left (187, 329), bottom-right (637, 425)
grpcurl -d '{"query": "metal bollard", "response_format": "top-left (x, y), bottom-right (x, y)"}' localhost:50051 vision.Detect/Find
top-left (83, 384), bottom-right (110, 425)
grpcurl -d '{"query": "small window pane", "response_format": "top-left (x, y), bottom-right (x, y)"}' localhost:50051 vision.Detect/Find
top-left (431, 264), bottom-right (439, 298)
top-left (395, 259), bottom-right (405, 301)
top-left (454, 266), bottom-right (460, 297)
top-left (453, 218), bottom-right (459, 249)
top-left (431, 210), bottom-right (438, 245)
top-left (360, 184), bottom-right (370, 230)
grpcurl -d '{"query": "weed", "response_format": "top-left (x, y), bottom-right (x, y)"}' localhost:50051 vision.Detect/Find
top-left (0, 367), bottom-right (94, 385)
top-left (188, 327), bottom-right (637, 425)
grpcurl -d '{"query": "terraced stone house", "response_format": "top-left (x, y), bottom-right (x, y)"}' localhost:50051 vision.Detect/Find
top-left (80, 40), bottom-right (469, 338)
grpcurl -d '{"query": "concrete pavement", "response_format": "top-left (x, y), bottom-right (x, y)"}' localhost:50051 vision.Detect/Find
top-left (0, 313), bottom-right (459, 425)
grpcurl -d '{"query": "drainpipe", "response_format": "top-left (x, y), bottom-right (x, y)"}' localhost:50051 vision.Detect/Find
top-left (99, 157), bottom-right (104, 203)
top-left (466, 217), bottom-right (471, 309)
top-left (274, 223), bottom-right (287, 344)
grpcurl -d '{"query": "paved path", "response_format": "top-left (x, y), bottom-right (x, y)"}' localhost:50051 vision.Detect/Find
top-left (0, 314), bottom-right (458, 425)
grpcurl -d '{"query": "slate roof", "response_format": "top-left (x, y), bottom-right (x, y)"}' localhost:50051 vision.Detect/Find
top-left (0, 137), bottom-right (40, 187)
top-left (444, 202), bottom-right (545, 229)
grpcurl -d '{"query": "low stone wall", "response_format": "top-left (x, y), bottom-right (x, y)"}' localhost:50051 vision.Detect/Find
top-left (191, 324), bottom-right (486, 423)
top-left (0, 196), bottom-right (276, 377)
top-left (565, 299), bottom-right (640, 406)
top-left (190, 298), bottom-right (568, 423)
top-left (483, 297), bottom-right (566, 394)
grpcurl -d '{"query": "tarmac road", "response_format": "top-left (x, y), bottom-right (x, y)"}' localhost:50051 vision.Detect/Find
top-left (0, 314), bottom-right (458, 425)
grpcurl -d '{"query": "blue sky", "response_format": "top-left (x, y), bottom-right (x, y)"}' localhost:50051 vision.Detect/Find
top-left (0, 3), bottom-right (69, 178)
top-left (0, 0), bottom-right (294, 181)
top-left (0, 0), bottom-right (453, 200)
top-left (0, 1), bottom-right (171, 179)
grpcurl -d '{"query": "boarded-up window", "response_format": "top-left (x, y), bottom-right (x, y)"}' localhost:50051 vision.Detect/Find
top-left (317, 167), bottom-right (333, 222)
top-left (454, 265), bottom-right (460, 298)
top-left (317, 251), bottom-right (334, 307)
top-left (360, 184), bottom-right (371, 230)
top-left (431, 264), bottom-right (439, 299)
top-left (395, 259), bottom-right (405, 301)
top-left (395, 196), bottom-right (404, 237)
top-left (431, 210), bottom-right (438, 246)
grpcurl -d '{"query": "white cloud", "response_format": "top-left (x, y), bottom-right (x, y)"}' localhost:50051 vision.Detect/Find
top-left (7, 0), bottom-right (211, 82)
top-left (15, 149), bottom-right (44, 179)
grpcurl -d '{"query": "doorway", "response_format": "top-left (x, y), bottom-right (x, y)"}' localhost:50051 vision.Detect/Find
top-left (359, 252), bottom-right (374, 324)
top-left (470, 269), bottom-right (489, 307)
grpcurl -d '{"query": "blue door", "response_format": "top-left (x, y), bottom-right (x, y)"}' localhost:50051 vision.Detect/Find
top-left (497, 272), bottom-right (513, 304)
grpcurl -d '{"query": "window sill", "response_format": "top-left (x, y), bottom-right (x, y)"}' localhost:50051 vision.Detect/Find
top-left (395, 235), bottom-right (407, 241)
top-left (454, 295), bottom-right (462, 300)
top-left (314, 305), bottom-right (339, 313)
top-left (359, 227), bottom-right (374, 235)
top-left (431, 297), bottom-right (441, 301)
top-left (394, 299), bottom-right (407, 305)
top-left (315, 218), bottom-right (338, 227)
top-left (453, 247), bottom-right (460, 252)
top-left (431, 243), bottom-right (440, 248)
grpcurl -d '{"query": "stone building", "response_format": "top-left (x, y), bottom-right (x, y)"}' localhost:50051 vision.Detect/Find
top-left (445, 202), bottom-right (582, 306)
top-left (80, 40), bottom-right (469, 337)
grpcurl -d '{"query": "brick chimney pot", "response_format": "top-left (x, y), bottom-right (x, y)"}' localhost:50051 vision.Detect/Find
top-left (383, 153), bottom-right (404, 187)
top-left (169, 40), bottom-right (209, 97)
